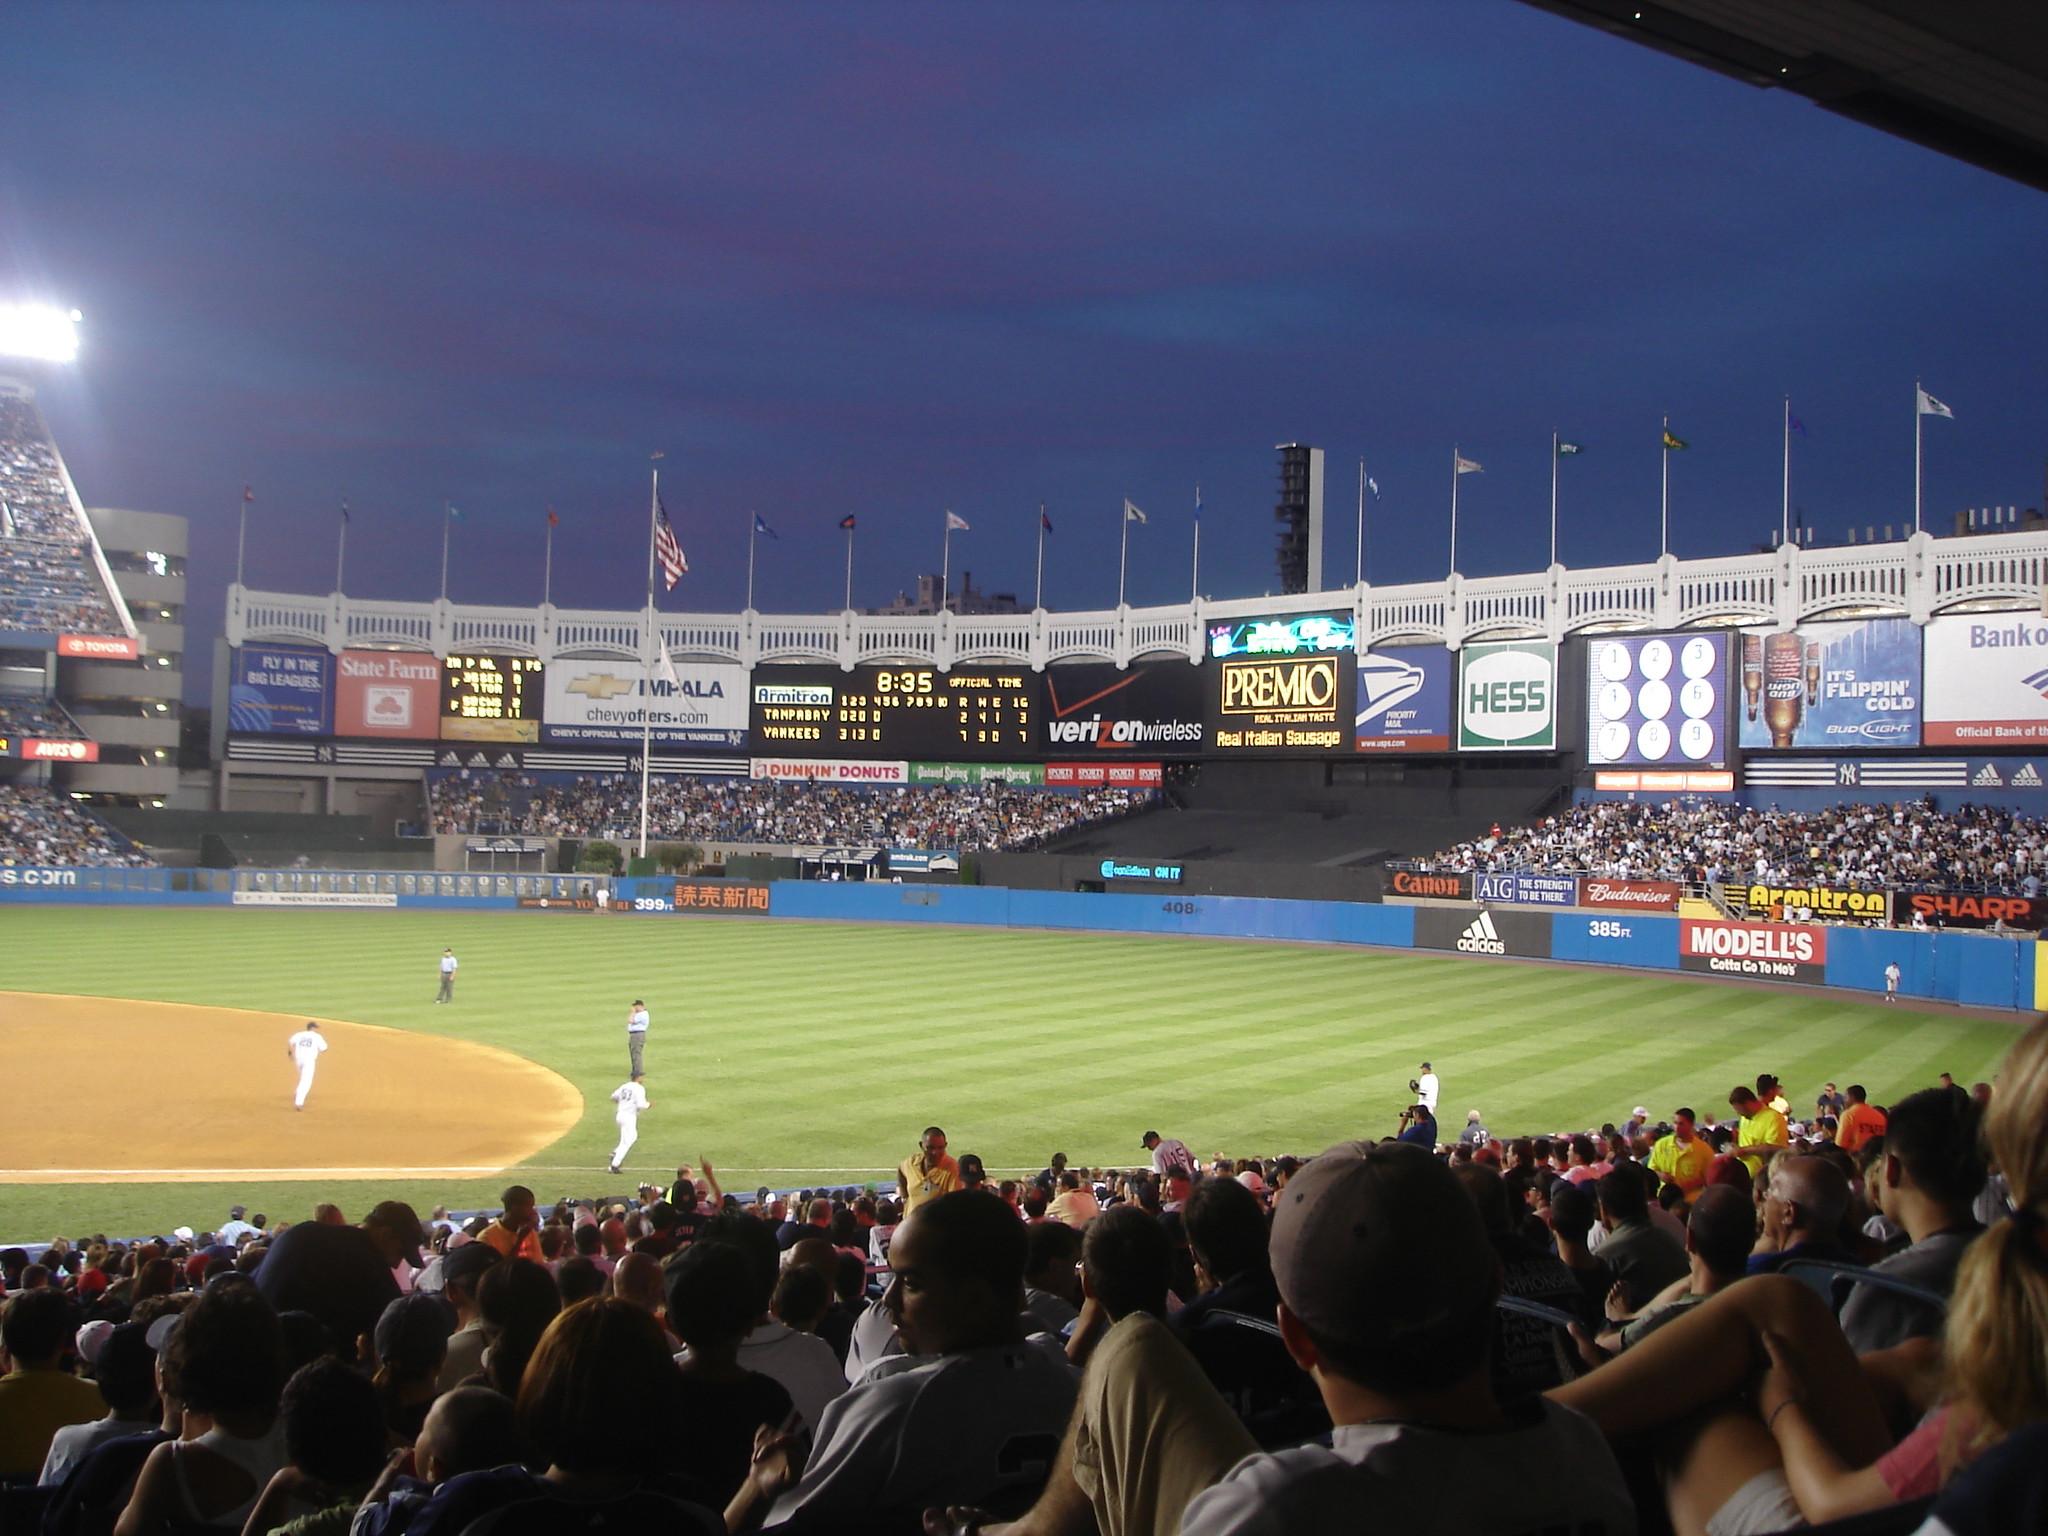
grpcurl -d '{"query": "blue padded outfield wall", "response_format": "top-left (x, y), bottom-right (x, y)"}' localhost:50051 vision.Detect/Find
top-left (0, 866), bottom-right (2037, 1011)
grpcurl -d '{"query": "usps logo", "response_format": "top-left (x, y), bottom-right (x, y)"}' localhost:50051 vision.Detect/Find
top-left (1357, 653), bottom-right (1424, 724)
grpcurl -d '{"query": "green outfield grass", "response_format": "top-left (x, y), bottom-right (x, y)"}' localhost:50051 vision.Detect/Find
top-left (0, 905), bottom-right (2027, 1238)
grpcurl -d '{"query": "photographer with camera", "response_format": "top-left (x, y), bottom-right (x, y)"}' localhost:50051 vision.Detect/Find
top-left (1396, 1098), bottom-right (1438, 1149)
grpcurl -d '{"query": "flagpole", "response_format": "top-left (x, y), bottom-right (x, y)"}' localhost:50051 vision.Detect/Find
top-left (336, 503), bottom-right (348, 593)
top-left (1660, 417), bottom-right (1670, 559)
top-left (1449, 448), bottom-right (1459, 575)
top-left (941, 514), bottom-right (952, 610)
top-left (236, 488), bottom-right (249, 587)
top-left (1356, 460), bottom-right (1366, 585)
top-left (745, 511), bottom-right (757, 611)
top-left (543, 511), bottom-right (554, 605)
top-left (1900, 376), bottom-right (1916, 536)
top-left (640, 453), bottom-right (663, 861)
top-left (844, 522), bottom-right (855, 612)
top-left (440, 500), bottom-right (452, 600)
top-left (1190, 487), bottom-right (1201, 604)
top-left (1781, 398), bottom-right (1792, 547)
top-left (1118, 502), bottom-right (1130, 607)
top-left (1549, 433), bottom-right (1560, 567)
top-left (1034, 503), bottom-right (1046, 610)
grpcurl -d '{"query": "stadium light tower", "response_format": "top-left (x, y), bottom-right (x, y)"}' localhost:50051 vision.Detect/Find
top-left (0, 303), bottom-right (83, 362)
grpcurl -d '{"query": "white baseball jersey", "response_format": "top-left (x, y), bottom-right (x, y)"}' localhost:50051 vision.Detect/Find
top-left (1149, 1137), bottom-right (1195, 1180)
top-left (627, 1006), bottom-right (650, 1034)
top-left (1884, 963), bottom-right (1901, 989)
top-left (289, 1030), bottom-right (328, 1065)
top-left (440, 954), bottom-right (457, 975)
top-left (1417, 1072), bottom-right (1440, 1111)
top-left (611, 1080), bottom-right (649, 1123)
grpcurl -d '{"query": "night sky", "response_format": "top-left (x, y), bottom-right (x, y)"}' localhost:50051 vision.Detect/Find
top-left (5, 2), bottom-right (2045, 696)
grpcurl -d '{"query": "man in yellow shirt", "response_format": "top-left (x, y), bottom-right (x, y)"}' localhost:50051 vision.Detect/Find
top-left (1728, 1085), bottom-right (1789, 1180)
top-left (896, 1125), bottom-right (959, 1213)
top-left (1648, 1108), bottom-right (1713, 1204)
top-left (0, 1290), bottom-right (105, 1480)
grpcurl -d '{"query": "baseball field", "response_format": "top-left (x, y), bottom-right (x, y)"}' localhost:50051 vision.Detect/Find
top-left (0, 905), bottom-right (2028, 1239)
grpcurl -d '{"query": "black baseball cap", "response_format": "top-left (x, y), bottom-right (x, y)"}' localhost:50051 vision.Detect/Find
top-left (364, 1201), bottom-right (426, 1269)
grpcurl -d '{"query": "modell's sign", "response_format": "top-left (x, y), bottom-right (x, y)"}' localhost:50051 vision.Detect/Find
top-left (1578, 878), bottom-right (1680, 913)
top-left (1739, 882), bottom-right (1889, 925)
top-left (1388, 869), bottom-right (1471, 900)
top-left (1680, 919), bottom-right (1827, 983)
top-left (1900, 891), bottom-right (2048, 930)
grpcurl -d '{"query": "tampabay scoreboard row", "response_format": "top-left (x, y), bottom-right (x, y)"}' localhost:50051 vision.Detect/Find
top-left (227, 610), bottom-right (2048, 762)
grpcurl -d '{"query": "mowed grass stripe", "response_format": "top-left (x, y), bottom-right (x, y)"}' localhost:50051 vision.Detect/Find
top-left (0, 907), bottom-right (2028, 1235)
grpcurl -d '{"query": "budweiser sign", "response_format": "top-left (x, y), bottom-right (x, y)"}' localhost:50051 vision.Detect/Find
top-left (1578, 878), bottom-right (1679, 913)
top-left (1679, 919), bottom-right (1827, 983)
top-left (1389, 869), bottom-right (1470, 900)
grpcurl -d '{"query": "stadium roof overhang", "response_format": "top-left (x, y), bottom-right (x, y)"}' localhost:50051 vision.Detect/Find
top-left (1519, 1), bottom-right (2048, 194)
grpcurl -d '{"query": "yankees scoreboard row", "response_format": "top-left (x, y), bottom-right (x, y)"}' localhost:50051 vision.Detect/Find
top-left (228, 610), bottom-right (2048, 762)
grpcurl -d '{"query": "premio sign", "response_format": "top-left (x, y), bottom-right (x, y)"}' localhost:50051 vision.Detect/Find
top-left (1457, 641), bottom-right (1557, 751)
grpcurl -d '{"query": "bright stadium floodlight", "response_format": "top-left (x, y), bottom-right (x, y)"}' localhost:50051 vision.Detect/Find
top-left (0, 303), bottom-right (83, 362)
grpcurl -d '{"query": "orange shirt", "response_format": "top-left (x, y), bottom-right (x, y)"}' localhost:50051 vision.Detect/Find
top-left (1837, 1101), bottom-right (1888, 1154)
top-left (478, 1222), bottom-right (545, 1263)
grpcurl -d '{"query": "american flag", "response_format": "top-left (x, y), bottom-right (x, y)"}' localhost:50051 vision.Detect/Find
top-left (654, 498), bottom-right (687, 589)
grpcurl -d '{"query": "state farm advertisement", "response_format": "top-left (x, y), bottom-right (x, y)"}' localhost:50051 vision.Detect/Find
top-left (1578, 878), bottom-right (1679, 913)
top-left (1044, 761), bottom-right (1164, 787)
top-left (1924, 615), bottom-right (2048, 746)
top-left (1042, 663), bottom-right (1205, 757)
top-left (335, 650), bottom-right (442, 738)
top-left (1680, 920), bottom-right (1827, 984)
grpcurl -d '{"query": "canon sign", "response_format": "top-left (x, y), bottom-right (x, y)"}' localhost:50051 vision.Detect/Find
top-left (1388, 870), bottom-right (1471, 900)
top-left (1679, 919), bottom-right (1827, 983)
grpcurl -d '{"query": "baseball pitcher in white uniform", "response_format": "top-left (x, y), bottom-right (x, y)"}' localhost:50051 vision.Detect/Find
top-left (287, 1021), bottom-right (328, 1110)
top-left (609, 1072), bottom-right (650, 1174)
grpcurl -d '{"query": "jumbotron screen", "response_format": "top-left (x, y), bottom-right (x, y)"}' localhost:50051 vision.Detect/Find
top-left (440, 653), bottom-right (544, 742)
top-left (748, 665), bottom-right (1041, 759)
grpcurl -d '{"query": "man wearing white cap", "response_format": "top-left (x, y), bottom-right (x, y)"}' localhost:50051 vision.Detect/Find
top-left (286, 1021), bottom-right (327, 1110)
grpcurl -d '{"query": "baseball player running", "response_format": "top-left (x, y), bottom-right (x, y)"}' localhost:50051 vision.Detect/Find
top-left (287, 1021), bottom-right (328, 1110)
top-left (609, 1072), bottom-right (650, 1175)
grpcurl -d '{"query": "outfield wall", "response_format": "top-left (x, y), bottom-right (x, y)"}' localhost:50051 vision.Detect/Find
top-left (2, 866), bottom-right (2038, 1011)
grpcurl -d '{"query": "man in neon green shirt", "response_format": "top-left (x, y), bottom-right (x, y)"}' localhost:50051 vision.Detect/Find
top-left (1727, 1085), bottom-right (1788, 1180)
top-left (1648, 1108), bottom-right (1713, 1204)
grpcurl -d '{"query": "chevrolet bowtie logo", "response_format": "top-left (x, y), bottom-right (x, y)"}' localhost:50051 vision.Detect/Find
top-left (567, 673), bottom-right (636, 700)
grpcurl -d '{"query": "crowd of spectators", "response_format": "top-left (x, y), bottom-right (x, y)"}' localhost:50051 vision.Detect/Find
top-left (1415, 796), bottom-right (2048, 893)
top-left (0, 784), bottom-right (152, 868)
top-left (0, 695), bottom-right (84, 741)
top-left (5, 1029), bottom-right (2046, 1535)
top-left (0, 390), bottom-right (121, 636)
top-left (428, 770), bottom-right (1154, 852)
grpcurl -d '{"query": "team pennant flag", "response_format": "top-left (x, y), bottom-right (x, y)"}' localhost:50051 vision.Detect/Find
top-left (1661, 430), bottom-right (1688, 451)
top-left (1454, 456), bottom-right (1484, 475)
top-left (654, 498), bottom-right (687, 588)
top-left (243, 484), bottom-right (254, 504)
top-left (753, 512), bottom-right (779, 541)
top-left (945, 510), bottom-right (970, 531)
top-left (1916, 387), bottom-right (1953, 419)
top-left (447, 503), bottom-right (466, 521)
top-left (1557, 441), bottom-right (1583, 457)
top-left (838, 514), bottom-right (857, 531)
top-left (1040, 509), bottom-right (1054, 533)
top-left (1367, 476), bottom-right (1381, 496)
top-left (1788, 415), bottom-right (1808, 437)
top-left (655, 637), bottom-right (680, 688)
top-left (340, 500), bottom-right (351, 524)
top-left (1123, 499), bottom-right (1148, 524)
top-left (546, 505), bottom-right (559, 528)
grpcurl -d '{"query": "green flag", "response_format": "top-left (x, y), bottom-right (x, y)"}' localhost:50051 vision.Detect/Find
top-left (1557, 441), bottom-right (1582, 456)
top-left (1661, 430), bottom-right (1688, 451)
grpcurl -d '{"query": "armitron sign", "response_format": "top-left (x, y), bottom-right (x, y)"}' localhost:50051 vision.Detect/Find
top-left (1740, 882), bottom-right (1889, 925)
top-left (1680, 919), bottom-right (1827, 983)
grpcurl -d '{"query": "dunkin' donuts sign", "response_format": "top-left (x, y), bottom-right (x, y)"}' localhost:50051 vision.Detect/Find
top-left (1679, 919), bottom-right (1827, 984)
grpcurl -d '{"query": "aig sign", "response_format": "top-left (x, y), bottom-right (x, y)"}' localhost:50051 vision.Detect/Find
top-left (1457, 641), bottom-right (1557, 751)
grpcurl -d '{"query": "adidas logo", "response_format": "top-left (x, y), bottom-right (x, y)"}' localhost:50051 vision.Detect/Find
top-left (1457, 910), bottom-right (1508, 956)
top-left (1974, 763), bottom-right (2005, 787)
top-left (2016, 763), bottom-right (2044, 787)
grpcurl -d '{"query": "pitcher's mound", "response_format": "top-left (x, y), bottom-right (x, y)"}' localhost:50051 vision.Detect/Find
top-left (0, 993), bottom-right (581, 1183)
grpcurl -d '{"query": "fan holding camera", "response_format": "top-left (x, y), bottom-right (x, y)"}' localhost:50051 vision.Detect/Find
top-left (1396, 1062), bottom-right (1440, 1147)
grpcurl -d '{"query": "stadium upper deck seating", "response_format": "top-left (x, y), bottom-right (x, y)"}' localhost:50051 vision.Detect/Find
top-left (0, 386), bottom-right (122, 637)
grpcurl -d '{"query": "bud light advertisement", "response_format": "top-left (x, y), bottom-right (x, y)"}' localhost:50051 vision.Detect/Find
top-left (230, 645), bottom-right (333, 735)
top-left (1736, 620), bottom-right (1921, 752)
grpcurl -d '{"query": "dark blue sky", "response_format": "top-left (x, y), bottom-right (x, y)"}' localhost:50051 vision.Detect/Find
top-left (5, 1), bottom-right (2044, 685)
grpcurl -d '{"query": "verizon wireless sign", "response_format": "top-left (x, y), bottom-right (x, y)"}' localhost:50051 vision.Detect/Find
top-left (1679, 919), bottom-right (1827, 984)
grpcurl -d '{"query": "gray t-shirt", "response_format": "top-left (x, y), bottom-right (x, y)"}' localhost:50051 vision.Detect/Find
top-left (1180, 1398), bottom-right (1635, 1536)
top-left (1839, 1227), bottom-right (1979, 1354)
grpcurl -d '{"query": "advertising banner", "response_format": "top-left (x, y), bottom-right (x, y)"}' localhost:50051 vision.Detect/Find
top-left (672, 879), bottom-right (773, 914)
top-left (1680, 919), bottom-right (1827, 983)
top-left (1473, 872), bottom-right (1579, 907)
top-left (1355, 647), bottom-right (1454, 753)
top-left (1386, 869), bottom-right (1471, 900)
top-left (886, 850), bottom-right (961, 874)
top-left (1745, 757), bottom-right (2047, 790)
top-left (4, 736), bottom-right (100, 762)
top-left (58, 633), bottom-right (140, 660)
top-left (1042, 662), bottom-right (1206, 756)
top-left (1207, 652), bottom-right (1350, 754)
top-left (1897, 890), bottom-right (2048, 930)
top-left (1733, 881), bottom-right (1890, 925)
top-left (1457, 641), bottom-right (1557, 751)
top-left (1577, 878), bottom-right (1680, 913)
top-left (545, 658), bottom-right (746, 748)
top-left (1585, 633), bottom-right (1730, 767)
top-left (907, 762), bottom-right (1044, 786)
top-left (1097, 858), bottom-right (1184, 883)
top-left (335, 650), bottom-right (442, 739)
top-left (1592, 770), bottom-right (1735, 792)
top-left (230, 645), bottom-right (333, 736)
top-left (1044, 761), bottom-right (1164, 787)
top-left (749, 757), bottom-right (908, 784)
top-left (1414, 905), bottom-right (1553, 959)
top-left (1737, 619), bottom-right (1921, 751)
top-left (1923, 615), bottom-right (2048, 747)
top-left (1206, 611), bottom-right (1356, 659)
top-left (1550, 913), bottom-right (1680, 970)
top-left (231, 890), bottom-right (398, 908)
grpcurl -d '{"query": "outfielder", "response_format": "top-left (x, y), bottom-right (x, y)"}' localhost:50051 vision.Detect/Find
top-left (287, 1021), bottom-right (328, 1110)
top-left (609, 1072), bottom-right (650, 1175)
top-left (437, 947), bottom-right (458, 1003)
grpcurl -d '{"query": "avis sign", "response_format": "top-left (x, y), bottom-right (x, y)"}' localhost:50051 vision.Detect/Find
top-left (1679, 920), bottom-right (1827, 984)
top-left (1457, 641), bottom-right (1557, 751)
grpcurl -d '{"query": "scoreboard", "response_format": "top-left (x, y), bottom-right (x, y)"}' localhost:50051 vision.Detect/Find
top-left (440, 654), bottom-right (544, 742)
top-left (749, 665), bottom-right (1041, 759)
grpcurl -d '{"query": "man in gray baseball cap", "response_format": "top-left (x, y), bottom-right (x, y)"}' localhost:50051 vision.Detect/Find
top-left (936, 1141), bottom-right (1634, 1536)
